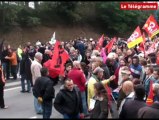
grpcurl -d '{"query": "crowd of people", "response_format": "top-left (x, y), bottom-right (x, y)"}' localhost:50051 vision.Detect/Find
top-left (0, 35), bottom-right (159, 119)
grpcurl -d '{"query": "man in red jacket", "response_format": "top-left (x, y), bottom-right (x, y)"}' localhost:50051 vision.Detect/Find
top-left (68, 61), bottom-right (88, 116)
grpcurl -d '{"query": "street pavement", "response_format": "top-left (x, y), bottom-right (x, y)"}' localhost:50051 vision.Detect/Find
top-left (0, 79), bottom-right (63, 118)
top-left (0, 79), bottom-right (119, 118)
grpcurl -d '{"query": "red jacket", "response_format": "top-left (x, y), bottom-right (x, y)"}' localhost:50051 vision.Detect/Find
top-left (68, 68), bottom-right (86, 92)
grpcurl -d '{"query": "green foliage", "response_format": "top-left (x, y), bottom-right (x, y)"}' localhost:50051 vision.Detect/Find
top-left (95, 2), bottom-right (154, 36)
top-left (27, 17), bottom-right (41, 27)
top-left (0, 2), bottom-right (156, 36)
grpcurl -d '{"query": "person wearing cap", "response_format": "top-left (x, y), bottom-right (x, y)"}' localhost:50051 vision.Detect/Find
top-left (117, 66), bottom-right (132, 111)
top-left (87, 66), bottom-right (115, 109)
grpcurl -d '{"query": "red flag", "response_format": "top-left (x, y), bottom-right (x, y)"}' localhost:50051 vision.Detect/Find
top-left (146, 80), bottom-right (154, 106)
top-left (127, 26), bottom-right (143, 48)
top-left (142, 15), bottom-right (159, 39)
top-left (105, 84), bottom-right (112, 109)
top-left (105, 37), bottom-right (116, 54)
top-left (44, 40), bottom-right (70, 78)
top-left (59, 49), bottom-right (70, 76)
top-left (98, 34), bottom-right (104, 47)
top-left (96, 34), bottom-right (104, 50)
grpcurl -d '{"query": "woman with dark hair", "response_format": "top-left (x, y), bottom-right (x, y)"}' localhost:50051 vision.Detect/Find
top-left (90, 82), bottom-right (109, 119)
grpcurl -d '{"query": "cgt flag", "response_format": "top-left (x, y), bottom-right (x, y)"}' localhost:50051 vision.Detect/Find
top-left (142, 15), bottom-right (159, 39)
top-left (127, 26), bottom-right (143, 49)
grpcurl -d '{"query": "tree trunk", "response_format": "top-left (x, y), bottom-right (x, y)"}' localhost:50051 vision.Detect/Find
top-left (34, 2), bottom-right (38, 9)
top-left (25, 1), bottom-right (29, 7)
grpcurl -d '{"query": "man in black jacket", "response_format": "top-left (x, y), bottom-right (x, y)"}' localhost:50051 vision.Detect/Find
top-left (138, 89), bottom-right (159, 118)
top-left (119, 84), bottom-right (146, 118)
top-left (54, 78), bottom-right (84, 119)
top-left (33, 67), bottom-right (55, 119)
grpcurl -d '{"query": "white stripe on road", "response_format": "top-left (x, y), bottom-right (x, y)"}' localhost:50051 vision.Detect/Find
top-left (5, 81), bottom-right (21, 87)
top-left (4, 86), bottom-right (21, 92)
top-left (29, 116), bottom-right (38, 118)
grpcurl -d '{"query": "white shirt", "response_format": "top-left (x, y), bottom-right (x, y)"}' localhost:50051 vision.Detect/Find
top-left (31, 59), bottom-right (42, 85)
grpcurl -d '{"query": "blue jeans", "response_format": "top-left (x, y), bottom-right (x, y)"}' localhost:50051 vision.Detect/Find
top-left (42, 101), bottom-right (52, 119)
top-left (2, 62), bottom-right (10, 79)
top-left (63, 113), bottom-right (79, 119)
top-left (21, 74), bottom-right (31, 92)
top-left (81, 91), bottom-right (88, 115)
top-left (34, 97), bottom-right (43, 114)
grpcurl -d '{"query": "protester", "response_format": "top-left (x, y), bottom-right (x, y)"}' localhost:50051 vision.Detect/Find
top-left (153, 69), bottom-right (159, 83)
top-left (54, 78), bottom-right (84, 119)
top-left (67, 61), bottom-right (88, 116)
top-left (0, 61), bottom-right (8, 109)
top-left (33, 67), bottom-right (55, 119)
top-left (89, 82), bottom-right (108, 118)
top-left (143, 66), bottom-right (155, 98)
top-left (5, 48), bottom-right (18, 80)
top-left (119, 84), bottom-right (146, 118)
top-left (19, 52), bottom-right (31, 93)
top-left (138, 90), bottom-right (159, 118)
top-left (129, 56), bottom-right (143, 79)
top-left (118, 81), bottom-right (134, 116)
top-left (87, 66), bottom-right (115, 108)
top-left (1, 45), bottom-right (10, 80)
top-left (31, 52), bottom-right (43, 114)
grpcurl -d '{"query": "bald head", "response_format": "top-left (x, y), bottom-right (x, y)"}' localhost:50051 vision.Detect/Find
top-left (122, 81), bottom-right (134, 95)
top-left (35, 52), bottom-right (43, 62)
top-left (73, 61), bottom-right (81, 69)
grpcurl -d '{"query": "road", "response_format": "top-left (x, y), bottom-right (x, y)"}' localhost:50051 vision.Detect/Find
top-left (0, 79), bottom-right (119, 118)
top-left (0, 80), bottom-right (63, 118)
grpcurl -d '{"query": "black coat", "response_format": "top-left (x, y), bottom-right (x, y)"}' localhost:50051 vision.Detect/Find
top-left (138, 103), bottom-right (159, 118)
top-left (119, 98), bottom-right (146, 118)
top-left (20, 53), bottom-right (32, 82)
top-left (33, 76), bottom-right (55, 102)
top-left (90, 96), bottom-right (109, 119)
top-left (54, 85), bottom-right (83, 115)
top-left (1, 49), bottom-right (10, 63)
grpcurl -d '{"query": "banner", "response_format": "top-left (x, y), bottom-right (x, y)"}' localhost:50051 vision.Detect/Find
top-left (96, 34), bottom-right (104, 51)
top-left (44, 41), bottom-right (70, 78)
top-left (127, 26), bottom-right (143, 48)
top-left (142, 15), bottom-right (159, 39)
top-left (105, 37), bottom-right (116, 54)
